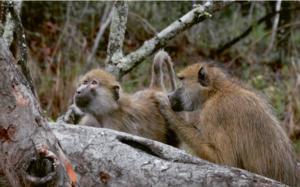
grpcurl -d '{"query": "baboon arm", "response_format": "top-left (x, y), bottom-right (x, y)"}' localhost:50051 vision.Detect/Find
top-left (176, 124), bottom-right (220, 163)
top-left (158, 103), bottom-right (220, 163)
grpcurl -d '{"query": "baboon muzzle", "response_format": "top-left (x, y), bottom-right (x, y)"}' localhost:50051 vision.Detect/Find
top-left (75, 85), bottom-right (91, 108)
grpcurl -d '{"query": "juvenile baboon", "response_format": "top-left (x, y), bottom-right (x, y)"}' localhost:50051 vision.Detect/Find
top-left (74, 50), bottom-right (179, 146)
top-left (156, 62), bottom-right (299, 186)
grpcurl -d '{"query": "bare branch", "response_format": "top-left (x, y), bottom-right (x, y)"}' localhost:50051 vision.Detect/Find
top-left (264, 0), bottom-right (282, 55)
top-left (216, 5), bottom-right (300, 55)
top-left (85, 4), bottom-right (113, 72)
top-left (129, 12), bottom-right (157, 34)
top-left (106, 1), bottom-right (229, 79)
top-left (105, 1), bottom-right (128, 77)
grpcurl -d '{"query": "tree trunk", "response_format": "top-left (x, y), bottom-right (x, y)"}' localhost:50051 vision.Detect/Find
top-left (0, 40), bottom-right (77, 187)
top-left (50, 123), bottom-right (285, 187)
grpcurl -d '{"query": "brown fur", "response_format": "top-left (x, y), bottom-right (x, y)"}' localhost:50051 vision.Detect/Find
top-left (74, 51), bottom-right (179, 146)
top-left (157, 63), bottom-right (299, 186)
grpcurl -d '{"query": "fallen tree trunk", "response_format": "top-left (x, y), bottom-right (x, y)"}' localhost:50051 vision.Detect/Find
top-left (50, 123), bottom-right (284, 187)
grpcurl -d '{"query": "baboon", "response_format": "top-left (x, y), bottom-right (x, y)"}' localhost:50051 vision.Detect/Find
top-left (74, 50), bottom-right (179, 146)
top-left (156, 62), bottom-right (299, 186)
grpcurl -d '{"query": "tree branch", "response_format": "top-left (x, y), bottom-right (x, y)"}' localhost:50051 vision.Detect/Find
top-left (264, 0), bottom-right (282, 55)
top-left (84, 3), bottom-right (113, 73)
top-left (216, 4), bottom-right (300, 55)
top-left (105, 1), bottom-right (128, 77)
top-left (49, 123), bottom-right (285, 187)
top-left (106, 1), bottom-right (229, 79)
top-left (6, 1), bottom-right (36, 97)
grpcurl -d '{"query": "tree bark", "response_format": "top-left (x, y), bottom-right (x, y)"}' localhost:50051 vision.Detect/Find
top-left (50, 123), bottom-right (285, 187)
top-left (105, 1), bottom-right (128, 78)
top-left (0, 40), bottom-right (77, 187)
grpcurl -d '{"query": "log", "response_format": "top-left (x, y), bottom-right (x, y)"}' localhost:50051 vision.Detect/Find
top-left (50, 123), bottom-right (285, 187)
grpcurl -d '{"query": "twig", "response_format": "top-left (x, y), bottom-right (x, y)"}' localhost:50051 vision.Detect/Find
top-left (227, 21), bottom-right (300, 66)
top-left (78, 1), bottom-right (89, 21)
top-left (7, 1), bottom-right (36, 97)
top-left (106, 1), bottom-right (229, 79)
top-left (50, 2), bottom-right (72, 64)
top-left (264, 0), bottom-right (282, 55)
top-left (129, 12), bottom-right (157, 34)
top-left (85, 4), bottom-right (113, 72)
top-left (216, 5), bottom-right (300, 55)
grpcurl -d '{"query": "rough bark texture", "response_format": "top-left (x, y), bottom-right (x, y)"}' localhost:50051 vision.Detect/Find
top-left (105, 1), bottom-right (128, 78)
top-left (106, 1), bottom-right (229, 79)
top-left (0, 40), bottom-right (76, 187)
top-left (6, 0), bottom-right (36, 96)
top-left (50, 123), bottom-right (285, 187)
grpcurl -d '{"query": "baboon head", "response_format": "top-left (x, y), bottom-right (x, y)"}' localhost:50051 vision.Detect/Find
top-left (74, 69), bottom-right (120, 116)
top-left (168, 63), bottom-right (226, 111)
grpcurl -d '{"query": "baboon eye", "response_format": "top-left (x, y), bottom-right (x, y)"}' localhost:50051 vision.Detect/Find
top-left (92, 80), bottom-right (98, 85)
top-left (113, 85), bottom-right (120, 100)
top-left (83, 80), bottom-right (88, 84)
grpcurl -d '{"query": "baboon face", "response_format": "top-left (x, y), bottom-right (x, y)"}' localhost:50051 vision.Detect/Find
top-left (74, 69), bottom-right (120, 116)
top-left (168, 63), bottom-right (211, 112)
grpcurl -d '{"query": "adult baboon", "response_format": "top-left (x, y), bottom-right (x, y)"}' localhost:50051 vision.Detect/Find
top-left (156, 62), bottom-right (299, 186)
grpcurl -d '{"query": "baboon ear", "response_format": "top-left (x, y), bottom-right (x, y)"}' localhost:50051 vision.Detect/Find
top-left (198, 67), bottom-right (209, 87)
top-left (113, 85), bottom-right (120, 100)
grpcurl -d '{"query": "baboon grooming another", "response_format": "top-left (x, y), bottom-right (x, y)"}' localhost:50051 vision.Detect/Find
top-left (74, 50), bottom-right (179, 146)
top-left (156, 62), bottom-right (299, 186)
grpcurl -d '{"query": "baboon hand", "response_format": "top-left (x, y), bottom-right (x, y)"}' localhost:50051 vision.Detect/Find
top-left (154, 92), bottom-right (174, 116)
top-left (154, 92), bottom-right (170, 107)
top-left (58, 105), bottom-right (84, 124)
